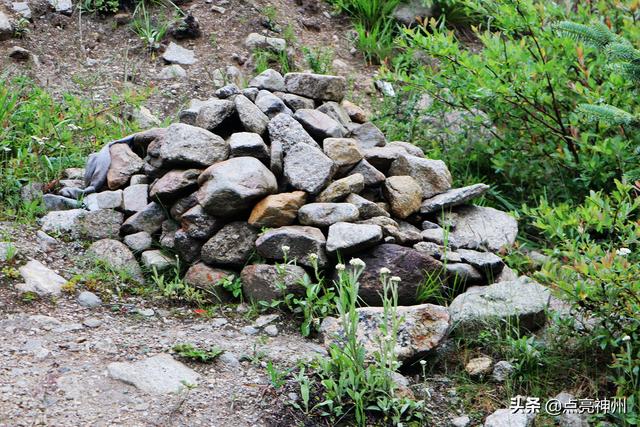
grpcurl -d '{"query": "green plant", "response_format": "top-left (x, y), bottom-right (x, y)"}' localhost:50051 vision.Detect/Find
top-left (173, 343), bottom-right (224, 363)
top-left (13, 18), bottom-right (30, 38)
top-left (252, 48), bottom-right (293, 74)
top-left (131, 3), bottom-right (169, 51)
top-left (150, 261), bottom-right (207, 306)
top-left (265, 360), bottom-right (290, 389)
top-left (302, 46), bottom-right (334, 74)
top-left (218, 274), bottom-right (242, 301)
top-left (80, 0), bottom-right (119, 14)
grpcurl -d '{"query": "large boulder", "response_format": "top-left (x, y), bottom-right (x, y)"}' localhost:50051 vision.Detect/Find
top-left (159, 123), bottom-right (229, 168)
top-left (197, 157), bottom-right (278, 216)
top-left (255, 225), bottom-right (327, 267)
top-left (283, 143), bottom-right (335, 194)
top-left (320, 303), bottom-right (450, 362)
top-left (383, 176), bottom-right (422, 219)
top-left (439, 205), bottom-right (518, 252)
top-left (449, 278), bottom-right (551, 333)
top-left (107, 144), bottom-right (144, 190)
top-left (326, 222), bottom-right (383, 254)
top-left (293, 109), bottom-right (346, 140)
top-left (284, 73), bottom-right (346, 102)
top-left (87, 239), bottom-right (144, 283)
top-left (201, 222), bottom-right (258, 267)
top-left (420, 183), bottom-right (489, 214)
top-left (241, 264), bottom-right (308, 302)
top-left (389, 155), bottom-right (452, 199)
top-left (298, 203), bottom-right (359, 227)
top-left (347, 244), bottom-right (444, 306)
top-left (248, 191), bottom-right (307, 227)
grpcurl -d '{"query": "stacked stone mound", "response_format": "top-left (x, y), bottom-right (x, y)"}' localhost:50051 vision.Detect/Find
top-left (39, 70), bottom-right (550, 361)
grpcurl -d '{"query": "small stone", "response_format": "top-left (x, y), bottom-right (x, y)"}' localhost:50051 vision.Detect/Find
top-left (484, 408), bottom-right (535, 427)
top-left (491, 361), bottom-right (514, 383)
top-left (137, 308), bottom-right (155, 317)
top-left (11, 2), bottom-right (31, 19)
top-left (201, 222), bottom-right (258, 267)
top-left (323, 138), bottom-right (363, 173)
top-left (77, 291), bottom-right (102, 308)
top-left (439, 205), bottom-right (518, 252)
top-left (241, 264), bottom-right (307, 302)
top-left (383, 176), bottom-right (422, 219)
top-left (48, 0), bottom-right (72, 14)
top-left (255, 90), bottom-right (292, 118)
top-left (268, 113), bottom-right (319, 152)
top-left (214, 84), bottom-right (241, 99)
top-left (83, 317), bottom-right (102, 328)
top-left (389, 155), bottom-right (452, 199)
top-left (451, 415), bottom-right (471, 427)
top-left (36, 231), bottom-right (57, 252)
top-left (149, 169), bottom-right (200, 203)
top-left (345, 193), bottom-right (389, 219)
top-left (326, 222), bottom-right (382, 254)
top-left (298, 203), bottom-right (360, 227)
top-left (130, 174), bottom-right (148, 185)
top-left (43, 194), bottom-right (80, 211)
top-left (348, 159), bottom-right (385, 186)
top-left (388, 141), bottom-right (424, 157)
top-left (264, 325), bottom-right (278, 336)
top-left (77, 209), bottom-right (124, 241)
top-left (159, 123), bottom-right (229, 168)
top-left (141, 250), bottom-right (177, 273)
top-left (87, 239), bottom-right (144, 283)
top-left (316, 173), bottom-right (364, 202)
top-left (317, 101), bottom-right (351, 127)
top-left (162, 42), bottom-right (196, 65)
top-left (123, 232), bottom-right (153, 252)
top-left (241, 326), bottom-right (259, 335)
top-left (278, 93), bottom-right (315, 111)
top-left (108, 354), bottom-right (199, 394)
top-left (465, 356), bottom-right (493, 377)
top-left (554, 392), bottom-right (590, 427)
top-left (156, 64), bottom-right (187, 80)
top-left (39, 209), bottom-right (86, 237)
top-left (341, 100), bottom-right (369, 123)
top-left (227, 132), bottom-right (269, 162)
top-left (245, 33), bottom-right (286, 52)
top-left (84, 190), bottom-right (123, 211)
top-left (349, 122), bottom-right (386, 149)
top-left (107, 144), bottom-right (144, 189)
top-left (17, 260), bottom-right (67, 296)
top-left (195, 99), bottom-right (235, 132)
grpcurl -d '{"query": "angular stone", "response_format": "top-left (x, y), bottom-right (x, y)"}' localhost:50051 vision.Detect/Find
top-left (341, 100), bottom-right (369, 123)
top-left (84, 190), bottom-right (122, 211)
top-left (194, 99), bottom-right (235, 132)
top-left (159, 220), bottom-right (179, 249)
top-left (108, 354), bottom-right (199, 394)
top-left (248, 69), bottom-right (286, 91)
top-left (283, 143), bottom-right (335, 194)
top-left (201, 222), bottom-right (258, 267)
top-left (87, 239), bottom-right (144, 283)
top-left (241, 264), bottom-right (307, 302)
top-left (284, 73), bottom-right (346, 102)
top-left (107, 144), bottom-right (144, 190)
top-left (456, 248), bottom-right (505, 279)
top-left (122, 184), bottom-right (149, 213)
top-left (39, 209), bottom-right (86, 237)
top-left (348, 159), bottom-right (385, 186)
top-left (170, 193), bottom-right (197, 221)
top-left (449, 278), bottom-right (551, 333)
top-left (242, 87), bottom-right (259, 101)
top-left (492, 361), bottom-right (514, 382)
top-left (123, 232), bottom-right (153, 252)
top-left (180, 204), bottom-right (220, 240)
top-left (173, 230), bottom-right (203, 264)
top-left (317, 101), bottom-right (351, 127)
top-left (484, 409), bottom-right (535, 427)
top-left (184, 263), bottom-right (235, 303)
top-left (278, 92), bottom-right (315, 111)
top-left (349, 122), bottom-right (386, 149)
top-left (156, 64), bottom-right (187, 80)
top-left (43, 194), bottom-right (80, 211)
top-left (383, 176), bottom-right (422, 219)
top-left (322, 138), bottom-right (363, 173)
top-left (197, 157), bottom-right (277, 216)
top-left (228, 132), bottom-right (269, 162)
top-left (234, 95), bottom-right (269, 134)
top-left (439, 205), bottom-right (518, 252)
top-left (178, 98), bottom-right (211, 125)
top-left (320, 303), bottom-right (450, 362)
top-left (345, 193), bottom-right (389, 219)
top-left (363, 146), bottom-right (408, 172)
top-left (267, 113), bottom-right (319, 151)
top-left (316, 173), bottom-right (364, 203)
top-left (149, 169), bottom-right (200, 203)
top-left (445, 263), bottom-right (484, 288)
top-left (245, 33), bottom-right (286, 52)
top-left (162, 42), bottom-right (196, 65)
top-left (255, 90), bottom-right (292, 118)
top-left (214, 84), bottom-right (241, 99)
top-left (420, 184), bottom-right (489, 214)
top-left (326, 222), bottom-right (382, 254)
top-left (78, 209), bottom-right (124, 241)
top-left (17, 260), bottom-right (67, 296)
top-left (294, 109), bottom-right (346, 140)
top-left (388, 141), bottom-right (424, 157)
top-left (248, 191), bottom-right (307, 228)
top-left (141, 250), bottom-right (177, 272)
top-left (465, 356), bottom-right (493, 377)
top-left (348, 244), bottom-right (444, 305)
top-left (159, 123), bottom-right (228, 168)
top-left (255, 225), bottom-right (327, 267)
top-left (389, 155), bottom-right (452, 199)
top-left (298, 203), bottom-right (359, 227)
top-left (359, 216), bottom-right (421, 245)
top-left (121, 202), bottom-right (166, 235)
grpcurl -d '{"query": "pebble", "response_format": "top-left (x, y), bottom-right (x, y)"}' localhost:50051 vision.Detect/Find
top-left (264, 325), bottom-right (278, 337)
top-left (83, 318), bottom-right (102, 328)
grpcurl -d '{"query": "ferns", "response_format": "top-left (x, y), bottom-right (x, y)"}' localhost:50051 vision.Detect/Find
top-left (554, 21), bottom-right (616, 48)
top-left (577, 104), bottom-right (639, 127)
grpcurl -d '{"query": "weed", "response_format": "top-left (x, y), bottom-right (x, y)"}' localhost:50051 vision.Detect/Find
top-left (131, 3), bottom-right (169, 51)
top-left (252, 48), bottom-right (293, 74)
top-left (302, 46), bottom-right (334, 74)
top-left (150, 261), bottom-right (207, 306)
top-left (173, 343), bottom-right (224, 363)
top-left (217, 274), bottom-right (242, 301)
top-left (265, 360), bottom-right (290, 389)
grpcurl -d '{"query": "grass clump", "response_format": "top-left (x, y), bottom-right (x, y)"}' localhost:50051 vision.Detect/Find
top-left (173, 343), bottom-right (224, 363)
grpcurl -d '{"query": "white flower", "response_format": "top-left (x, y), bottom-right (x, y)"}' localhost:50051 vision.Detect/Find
top-left (335, 263), bottom-right (346, 271)
top-left (616, 248), bottom-right (631, 256)
top-left (349, 258), bottom-right (365, 268)
top-left (379, 267), bottom-right (391, 275)
top-left (419, 360), bottom-right (427, 366)
top-left (622, 335), bottom-right (631, 342)
top-left (281, 245), bottom-right (290, 253)
top-left (390, 276), bottom-right (402, 283)
top-left (308, 253), bottom-right (318, 261)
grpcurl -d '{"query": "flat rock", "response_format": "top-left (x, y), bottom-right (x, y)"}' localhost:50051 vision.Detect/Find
top-left (388, 141), bottom-right (424, 157)
top-left (248, 69), bottom-right (286, 91)
top-left (284, 73), bottom-right (346, 102)
top-left (162, 42), bottom-right (196, 65)
top-left (449, 278), bottom-right (551, 333)
top-left (255, 225), bottom-right (327, 267)
top-left (248, 191), bottom-right (307, 227)
top-left (383, 176), bottom-right (422, 219)
top-left (159, 123), bottom-right (228, 168)
top-left (268, 113), bottom-right (319, 152)
top-left (439, 205), bottom-right (518, 252)
top-left (420, 183), bottom-right (489, 214)
top-left (43, 194), bottom-right (80, 211)
top-left (245, 33), bottom-right (286, 52)
top-left (87, 239), bottom-right (144, 283)
top-left (78, 209), bottom-right (124, 241)
top-left (349, 122), bottom-right (386, 149)
top-left (123, 232), bottom-right (153, 252)
top-left (122, 184), bottom-right (149, 213)
top-left (294, 109), bottom-right (346, 140)
top-left (457, 248), bottom-right (505, 279)
top-left (141, 250), bottom-right (177, 273)
top-left (156, 64), bottom-right (187, 80)
top-left (241, 264), bottom-right (307, 302)
top-left (149, 169), bottom-right (200, 203)
top-left (389, 155), bottom-right (452, 199)
top-left (48, 0), bottom-right (72, 14)
top-left (235, 95), bottom-right (269, 135)
top-left (278, 92), bottom-right (315, 111)
top-left (298, 203), bottom-right (359, 227)
top-left (84, 190), bottom-right (122, 211)
top-left (228, 132), bottom-right (269, 162)
top-left (316, 173), bottom-right (364, 203)
top-left (17, 260), bottom-right (67, 296)
top-left (326, 222), bottom-right (382, 254)
top-left (121, 202), bottom-right (166, 235)
top-left (484, 408), bottom-right (535, 427)
top-left (283, 143), bottom-right (335, 194)
top-left (320, 303), bottom-right (450, 362)
top-left (345, 193), bottom-right (389, 219)
top-left (465, 356), bottom-right (493, 376)
top-left (201, 222), bottom-right (258, 267)
top-left (39, 209), bottom-right (86, 237)
top-left (323, 138), bottom-right (363, 172)
top-left (108, 354), bottom-right (199, 394)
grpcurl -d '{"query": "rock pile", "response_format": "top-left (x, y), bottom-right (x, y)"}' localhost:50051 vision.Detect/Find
top-left (37, 69), bottom-right (550, 359)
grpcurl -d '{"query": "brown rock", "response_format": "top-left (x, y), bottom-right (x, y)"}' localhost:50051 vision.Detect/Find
top-left (107, 144), bottom-right (144, 190)
top-left (341, 100), bottom-right (370, 123)
top-left (248, 191), bottom-right (307, 227)
top-left (383, 176), bottom-right (422, 219)
top-left (184, 263), bottom-right (235, 303)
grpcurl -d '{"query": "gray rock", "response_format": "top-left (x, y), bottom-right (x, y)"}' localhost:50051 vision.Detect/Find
top-left (284, 73), bottom-right (346, 102)
top-left (122, 184), bottom-right (149, 213)
top-left (321, 303), bottom-right (450, 362)
top-left (294, 109), bottom-right (346, 140)
top-left (178, 98), bottom-right (211, 125)
top-left (389, 155), bottom-right (452, 199)
top-left (278, 92), bottom-right (315, 111)
top-left (388, 141), bottom-right (424, 157)
top-left (439, 205), bottom-right (518, 252)
top-left (283, 143), bottom-right (335, 194)
top-left (201, 222), bottom-right (258, 266)
top-left (349, 122), bottom-right (386, 149)
top-left (65, 168), bottom-right (85, 179)
top-left (36, 231), bottom-right (57, 252)
top-left (12, 3), bottom-right (32, 19)
top-left (554, 392), bottom-right (590, 427)
top-left (393, 0), bottom-right (433, 26)
top-left (456, 248), bottom-right (505, 278)
top-left (317, 101), bottom-right (351, 127)
top-left (241, 326), bottom-right (259, 335)
top-left (156, 64), bottom-right (187, 80)
top-left (345, 193), bottom-right (389, 219)
top-left (298, 203), bottom-right (360, 227)
top-left (449, 278), bottom-right (551, 333)
top-left (180, 204), bottom-right (220, 240)
top-left (451, 415), bottom-right (471, 427)
top-left (131, 106), bottom-right (161, 128)
top-left (316, 173), bottom-right (364, 202)
top-left (162, 42), bottom-right (196, 65)
top-left (491, 361), bottom-right (514, 383)
top-left (121, 202), bottom-right (166, 235)
top-left (141, 250), bottom-right (177, 272)
top-left (383, 176), bottom-right (423, 219)
top-left (363, 146), bottom-right (408, 172)
top-left (84, 190), bottom-right (123, 211)
top-left (16, 260), bottom-right (67, 296)
top-left (420, 184), bottom-right (490, 214)
top-left (326, 222), bottom-right (382, 254)
top-left (242, 87), bottom-right (259, 101)
top-left (78, 209), bottom-right (124, 241)
top-left (323, 138), bottom-right (363, 173)
top-left (248, 69), bottom-right (286, 91)
top-left (173, 230), bottom-right (203, 263)
top-left (21, 182), bottom-right (43, 203)
top-left (255, 225), bottom-right (327, 267)
top-left (170, 193), bottom-right (197, 221)
top-left (241, 264), bottom-right (308, 302)
top-left (234, 95), bottom-right (269, 134)
top-left (108, 354), bottom-right (199, 394)
top-left (159, 220), bottom-right (179, 249)
top-left (214, 84), bottom-right (241, 99)
top-left (197, 157), bottom-right (277, 216)
top-left (39, 209), bottom-right (86, 237)
top-left (268, 113), bottom-right (319, 151)
top-left (245, 33), bottom-right (286, 52)
top-left (348, 159), bottom-right (386, 186)
top-left (446, 261), bottom-right (484, 287)
top-left (83, 317), bottom-right (102, 328)
top-left (87, 239), bottom-right (144, 283)
top-left (228, 132), bottom-right (269, 162)
top-left (194, 99), bottom-right (235, 131)
top-left (375, 80), bottom-right (395, 97)
top-left (255, 90), bottom-right (292, 118)
top-left (43, 194), bottom-right (80, 211)
top-left (123, 232), bottom-right (153, 252)
top-left (160, 123), bottom-right (229, 168)
top-left (264, 325), bottom-right (278, 336)
top-left (0, 242), bottom-right (17, 262)
top-left (48, 0), bottom-right (72, 14)
top-left (77, 291), bottom-right (102, 308)
top-left (484, 408), bottom-right (535, 427)
top-left (149, 169), bottom-right (200, 203)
